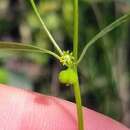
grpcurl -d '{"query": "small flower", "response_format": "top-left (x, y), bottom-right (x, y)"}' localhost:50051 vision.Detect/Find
top-left (59, 51), bottom-right (75, 67)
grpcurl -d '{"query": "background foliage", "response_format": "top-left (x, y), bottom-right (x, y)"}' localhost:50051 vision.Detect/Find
top-left (0, 0), bottom-right (130, 127)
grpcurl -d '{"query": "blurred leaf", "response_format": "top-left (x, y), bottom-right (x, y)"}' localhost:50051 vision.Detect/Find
top-left (39, 1), bottom-right (60, 12)
top-left (0, 67), bottom-right (8, 84)
top-left (45, 13), bottom-right (61, 30)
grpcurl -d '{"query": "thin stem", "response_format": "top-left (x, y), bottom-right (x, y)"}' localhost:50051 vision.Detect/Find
top-left (30, 0), bottom-right (63, 55)
top-left (73, 71), bottom-right (84, 130)
top-left (73, 0), bottom-right (79, 61)
top-left (73, 0), bottom-right (84, 130)
top-left (77, 12), bottom-right (130, 64)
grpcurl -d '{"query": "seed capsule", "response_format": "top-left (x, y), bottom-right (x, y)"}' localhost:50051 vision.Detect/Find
top-left (58, 68), bottom-right (77, 85)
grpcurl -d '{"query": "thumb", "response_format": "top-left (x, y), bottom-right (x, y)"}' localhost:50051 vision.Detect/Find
top-left (0, 84), bottom-right (129, 130)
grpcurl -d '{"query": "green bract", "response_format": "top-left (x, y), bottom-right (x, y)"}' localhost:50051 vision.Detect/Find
top-left (58, 68), bottom-right (77, 85)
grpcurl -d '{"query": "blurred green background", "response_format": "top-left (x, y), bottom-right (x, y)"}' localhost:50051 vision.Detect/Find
top-left (0, 0), bottom-right (130, 127)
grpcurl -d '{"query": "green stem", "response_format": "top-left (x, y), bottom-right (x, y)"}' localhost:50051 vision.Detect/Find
top-left (73, 0), bottom-right (84, 130)
top-left (73, 0), bottom-right (79, 61)
top-left (30, 0), bottom-right (63, 56)
top-left (73, 71), bottom-right (84, 130)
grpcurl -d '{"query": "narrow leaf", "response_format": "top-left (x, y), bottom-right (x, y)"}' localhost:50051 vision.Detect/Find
top-left (0, 41), bottom-right (60, 60)
top-left (77, 13), bottom-right (130, 64)
top-left (30, 0), bottom-right (63, 55)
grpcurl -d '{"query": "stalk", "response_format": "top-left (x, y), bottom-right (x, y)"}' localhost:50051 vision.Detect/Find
top-left (73, 0), bottom-right (78, 60)
top-left (73, 0), bottom-right (84, 130)
top-left (73, 72), bottom-right (84, 130)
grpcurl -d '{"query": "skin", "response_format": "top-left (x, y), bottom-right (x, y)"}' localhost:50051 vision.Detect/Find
top-left (0, 84), bottom-right (129, 130)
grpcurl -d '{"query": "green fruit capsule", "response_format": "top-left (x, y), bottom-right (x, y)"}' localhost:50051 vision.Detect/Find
top-left (58, 68), bottom-right (77, 85)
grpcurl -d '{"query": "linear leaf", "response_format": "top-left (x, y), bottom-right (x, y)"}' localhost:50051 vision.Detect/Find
top-left (0, 41), bottom-right (60, 60)
top-left (77, 12), bottom-right (130, 64)
top-left (30, 0), bottom-right (63, 55)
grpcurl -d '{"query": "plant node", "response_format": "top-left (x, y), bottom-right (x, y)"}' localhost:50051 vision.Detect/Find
top-left (59, 51), bottom-right (75, 67)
